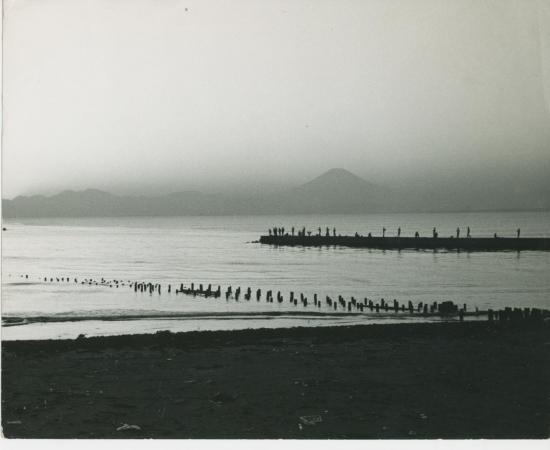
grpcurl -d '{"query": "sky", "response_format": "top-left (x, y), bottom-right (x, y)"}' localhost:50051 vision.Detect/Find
top-left (2, 0), bottom-right (550, 198)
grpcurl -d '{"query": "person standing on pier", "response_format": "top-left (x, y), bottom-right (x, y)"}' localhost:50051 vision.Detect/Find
top-left (333, 227), bottom-right (336, 237)
top-left (432, 227), bottom-right (437, 238)
top-left (382, 227), bottom-right (386, 238)
top-left (467, 226), bottom-right (471, 238)
top-left (397, 227), bottom-right (401, 237)
top-left (326, 227), bottom-right (330, 237)
top-left (318, 227), bottom-right (321, 236)
top-left (517, 228), bottom-right (521, 238)
top-left (291, 227), bottom-right (295, 236)
top-left (456, 227), bottom-right (460, 238)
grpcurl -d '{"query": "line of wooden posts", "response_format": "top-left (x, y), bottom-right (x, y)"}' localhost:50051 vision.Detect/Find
top-left (14, 273), bottom-right (550, 322)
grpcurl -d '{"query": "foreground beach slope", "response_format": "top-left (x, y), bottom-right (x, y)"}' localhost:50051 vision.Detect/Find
top-left (2, 322), bottom-right (549, 439)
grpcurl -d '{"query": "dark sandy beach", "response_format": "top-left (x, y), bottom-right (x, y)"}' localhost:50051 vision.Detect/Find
top-left (2, 321), bottom-right (549, 439)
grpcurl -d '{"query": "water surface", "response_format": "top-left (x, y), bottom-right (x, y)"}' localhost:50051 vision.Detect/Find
top-left (2, 212), bottom-right (549, 339)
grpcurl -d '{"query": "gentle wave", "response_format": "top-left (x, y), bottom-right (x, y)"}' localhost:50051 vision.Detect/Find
top-left (2, 310), bottom-right (396, 326)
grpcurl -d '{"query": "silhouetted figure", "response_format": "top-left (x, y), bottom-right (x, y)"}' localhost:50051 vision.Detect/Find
top-left (282, 227), bottom-right (285, 235)
top-left (273, 227), bottom-right (278, 237)
top-left (307, 231), bottom-right (312, 236)
top-left (382, 227), bottom-right (386, 238)
top-left (269, 229), bottom-right (272, 236)
top-left (397, 227), bottom-right (401, 237)
top-left (494, 232), bottom-right (498, 238)
top-left (467, 226), bottom-right (471, 238)
top-left (456, 227), bottom-right (460, 238)
top-left (326, 227), bottom-right (330, 237)
top-left (291, 227), bottom-right (295, 236)
top-left (432, 227), bottom-right (437, 238)
top-left (318, 227), bottom-right (321, 236)
top-left (517, 228), bottom-right (520, 238)
top-left (302, 227), bottom-right (306, 236)
top-left (414, 231), bottom-right (419, 238)
top-left (333, 227), bottom-right (336, 237)
top-left (368, 232), bottom-right (372, 238)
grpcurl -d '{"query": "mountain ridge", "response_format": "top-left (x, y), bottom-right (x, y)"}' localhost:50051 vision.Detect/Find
top-left (2, 168), bottom-right (549, 218)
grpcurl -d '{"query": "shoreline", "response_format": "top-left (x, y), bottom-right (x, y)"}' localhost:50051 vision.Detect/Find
top-left (3, 321), bottom-right (549, 439)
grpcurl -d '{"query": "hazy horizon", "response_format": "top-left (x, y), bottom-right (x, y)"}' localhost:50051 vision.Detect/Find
top-left (2, 0), bottom-right (550, 201)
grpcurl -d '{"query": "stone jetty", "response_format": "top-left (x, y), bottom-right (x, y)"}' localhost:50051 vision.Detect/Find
top-left (259, 234), bottom-right (550, 251)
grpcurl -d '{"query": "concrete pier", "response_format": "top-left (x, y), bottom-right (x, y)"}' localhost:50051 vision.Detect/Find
top-left (259, 235), bottom-right (550, 251)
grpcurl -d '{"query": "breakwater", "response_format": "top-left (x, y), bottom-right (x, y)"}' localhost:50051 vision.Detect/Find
top-left (5, 273), bottom-right (550, 324)
top-left (259, 235), bottom-right (550, 251)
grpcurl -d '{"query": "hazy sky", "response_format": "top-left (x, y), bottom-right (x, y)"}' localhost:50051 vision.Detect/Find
top-left (2, 0), bottom-right (550, 198)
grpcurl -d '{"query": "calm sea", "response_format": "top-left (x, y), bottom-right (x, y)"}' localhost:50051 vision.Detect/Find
top-left (2, 211), bottom-right (549, 340)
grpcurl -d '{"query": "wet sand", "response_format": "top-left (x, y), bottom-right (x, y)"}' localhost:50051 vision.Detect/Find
top-left (2, 322), bottom-right (549, 439)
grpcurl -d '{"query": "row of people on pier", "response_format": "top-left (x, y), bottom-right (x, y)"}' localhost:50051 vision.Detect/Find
top-left (270, 227), bottom-right (338, 237)
top-left (269, 226), bottom-right (522, 239)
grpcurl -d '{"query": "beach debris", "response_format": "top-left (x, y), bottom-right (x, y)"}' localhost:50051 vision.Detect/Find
top-left (299, 415), bottom-right (322, 426)
top-left (116, 423), bottom-right (141, 432)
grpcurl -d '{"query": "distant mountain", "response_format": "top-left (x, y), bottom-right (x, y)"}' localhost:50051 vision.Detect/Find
top-left (270, 168), bottom-right (395, 214)
top-left (2, 168), bottom-right (548, 218)
top-left (1, 189), bottom-right (245, 218)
